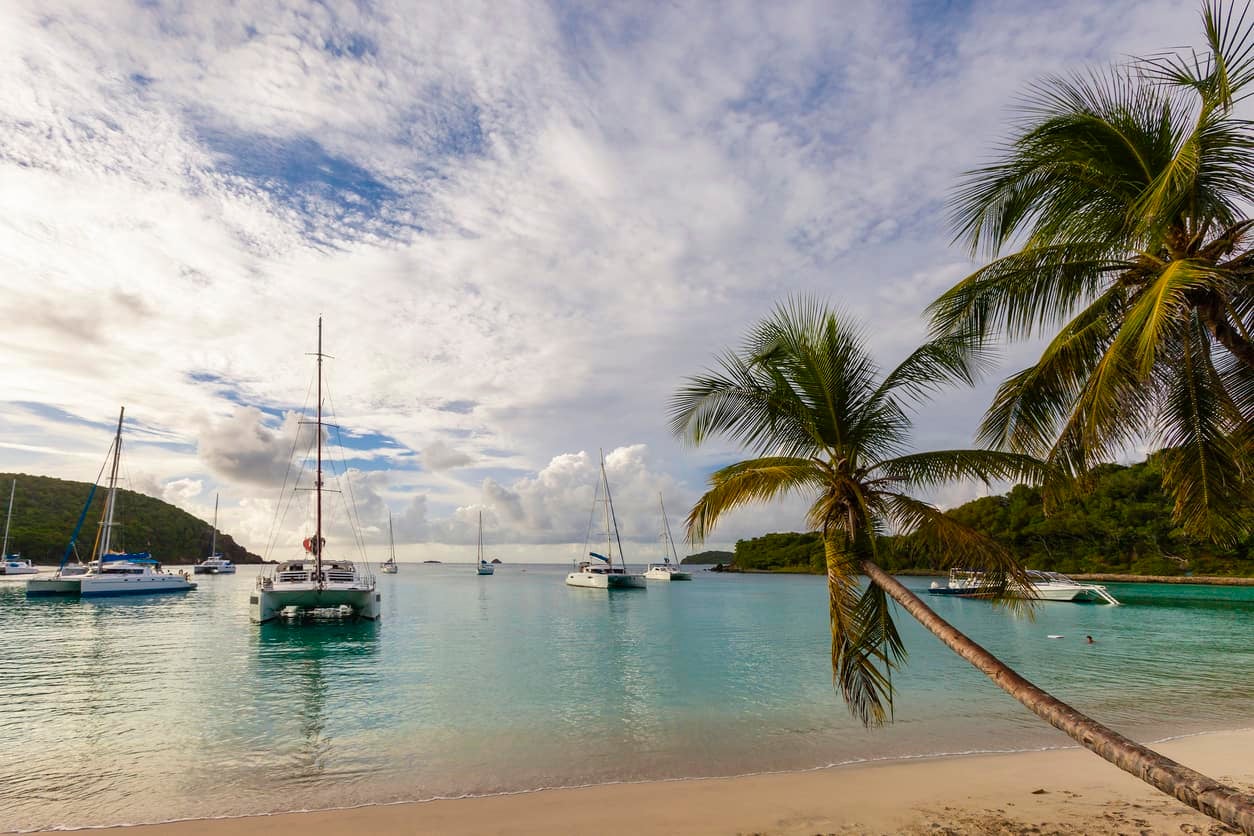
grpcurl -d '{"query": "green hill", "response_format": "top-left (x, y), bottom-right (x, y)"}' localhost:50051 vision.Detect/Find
top-left (682, 550), bottom-right (733, 565)
top-left (730, 455), bottom-right (1254, 577)
top-left (0, 472), bottom-right (262, 565)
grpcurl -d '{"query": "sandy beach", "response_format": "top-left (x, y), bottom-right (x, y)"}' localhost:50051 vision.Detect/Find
top-left (49, 727), bottom-right (1251, 836)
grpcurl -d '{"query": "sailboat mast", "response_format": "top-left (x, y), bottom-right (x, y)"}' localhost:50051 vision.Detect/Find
top-left (1, 480), bottom-right (13, 557)
top-left (315, 317), bottom-right (324, 587)
top-left (659, 493), bottom-right (680, 564)
top-left (477, 510), bottom-right (483, 567)
top-left (601, 451), bottom-right (611, 563)
top-left (600, 450), bottom-right (628, 571)
top-left (98, 407), bottom-right (125, 560)
top-left (388, 511), bottom-right (395, 563)
top-left (210, 493), bottom-right (218, 557)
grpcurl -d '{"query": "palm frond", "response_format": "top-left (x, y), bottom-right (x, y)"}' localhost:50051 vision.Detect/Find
top-left (685, 457), bottom-right (825, 544)
top-left (824, 534), bottom-right (898, 727)
top-left (871, 449), bottom-right (1051, 491)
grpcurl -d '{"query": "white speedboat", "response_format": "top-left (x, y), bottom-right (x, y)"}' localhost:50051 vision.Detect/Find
top-left (251, 319), bottom-right (380, 623)
top-left (928, 568), bottom-right (1119, 604)
top-left (643, 493), bottom-right (691, 581)
top-left (0, 481), bottom-right (37, 575)
top-left (380, 512), bottom-right (398, 574)
top-left (194, 494), bottom-right (236, 574)
top-left (475, 511), bottom-right (494, 576)
top-left (566, 450), bottom-right (645, 590)
top-left (28, 408), bottom-right (195, 598)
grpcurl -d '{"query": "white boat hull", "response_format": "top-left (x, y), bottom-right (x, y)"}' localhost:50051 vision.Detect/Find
top-left (26, 576), bottom-right (82, 596)
top-left (644, 568), bottom-right (692, 581)
top-left (79, 573), bottom-right (196, 596)
top-left (380, 564), bottom-right (398, 574)
top-left (477, 565), bottom-right (495, 575)
top-left (252, 583), bottom-right (381, 623)
top-left (565, 572), bottom-right (646, 589)
top-left (1, 563), bottom-right (38, 575)
top-left (193, 565), bottom-right (236, 574)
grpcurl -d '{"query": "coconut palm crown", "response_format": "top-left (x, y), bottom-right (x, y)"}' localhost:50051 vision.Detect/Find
top-left (929, 1), bottom-right (1254, 541)
top-left (670, 298), bottom-right (1046, 725)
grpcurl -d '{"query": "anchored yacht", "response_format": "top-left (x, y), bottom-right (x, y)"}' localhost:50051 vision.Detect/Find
top-left (643, 493), bottom-right (691, 581)
top-left (475, 511), bottom-right (494, 576)
top-left (380, 512), bottom-right (398, 574)
top-left (194, 494), bottom-right (236, 574)
top-left (251, 318), bottom-right (380, 623)
top-left (566, 451), bottom-right (645, 590)
top-left (0, 481), bottom-right (36, 575)
top-left (929, 568), bottom-right (1120, 604)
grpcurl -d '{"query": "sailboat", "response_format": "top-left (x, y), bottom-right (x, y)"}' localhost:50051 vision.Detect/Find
top-left (565, 450), bottom-right (645, 589)
top-left (194, 494), bottom-right (236, 574)
top-left (475, 510), bottom-right (494, 575)
top-left (0, 480), bottom-right (36, 575)
top-left (380, 512), bottom-right (398, 574)
top-left (644, 493), bottom-right (692, 581)
top-left (30, 408), bottom-right (197, 597)
top-left (251, 318), bottom-right (381, 623)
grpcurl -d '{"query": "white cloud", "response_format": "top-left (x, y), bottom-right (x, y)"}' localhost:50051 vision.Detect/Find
top-left (0, 0), bottom-right (1200, 557)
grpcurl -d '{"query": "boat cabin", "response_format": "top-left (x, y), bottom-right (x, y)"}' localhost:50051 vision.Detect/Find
top-left (273, 559), bottom-right (361, 584)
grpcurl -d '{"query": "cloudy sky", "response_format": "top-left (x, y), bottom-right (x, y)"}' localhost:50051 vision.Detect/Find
top-left (0, 0), bottom-right (1193, 562)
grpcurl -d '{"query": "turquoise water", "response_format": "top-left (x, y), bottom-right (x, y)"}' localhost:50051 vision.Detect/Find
top-left (1, 566), bottom-right (1251, 831)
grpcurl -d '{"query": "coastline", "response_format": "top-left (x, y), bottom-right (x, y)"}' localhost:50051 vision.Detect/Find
top-left (699, 567), bottom-right (1254, 584)
top-left (35, 728), bottom-right (1254, 835)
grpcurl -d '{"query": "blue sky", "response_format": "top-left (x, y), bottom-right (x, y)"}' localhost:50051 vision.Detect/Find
top-left (0, 0), bottom-right (1195, 561)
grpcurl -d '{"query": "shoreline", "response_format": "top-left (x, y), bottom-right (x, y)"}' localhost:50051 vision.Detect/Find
top-left (692, 566), bottom-right (1254, 584)
top-left (28, 727), bottom-right (1254, 835)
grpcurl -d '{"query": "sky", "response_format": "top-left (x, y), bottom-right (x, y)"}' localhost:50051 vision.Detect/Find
top-left (0, 0), bottom-right (1197, 563)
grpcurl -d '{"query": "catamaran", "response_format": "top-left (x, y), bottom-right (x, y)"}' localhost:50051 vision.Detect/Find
top-left (0, 480), bottom-right (37, 575)
top-left (475, 510), bottom-right (494, 575)
top-left (28, 408), bottom-right (196, 597)
top-left (194, 494), bottom-right (236, 574)
top-left (644, 493), bottom-right (691, 581)
top-left (928, 568), bottom-right (1120, 604)
top-left (380, 512), bottom-right (398, 574)
top-left (566, 451), bottom-right (645, 590)
top-left (251, 318), bottom-right (381, 623)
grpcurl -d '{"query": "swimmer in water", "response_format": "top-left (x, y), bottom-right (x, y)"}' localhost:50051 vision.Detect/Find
top-left (1085, 635), bottom-right (1095, 644)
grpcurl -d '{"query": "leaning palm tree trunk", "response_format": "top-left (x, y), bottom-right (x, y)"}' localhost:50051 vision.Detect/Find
top-left (860, 562), bottom-right (1254, 833)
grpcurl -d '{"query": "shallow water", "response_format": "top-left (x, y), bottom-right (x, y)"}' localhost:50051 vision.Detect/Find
top-left (1, 566), bottom-right (1251, 831)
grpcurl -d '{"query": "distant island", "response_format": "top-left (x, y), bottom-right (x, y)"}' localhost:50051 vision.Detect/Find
top-left (682, 550), bottom-right (733, 565)
top-left (422, 560), bottom-right (442, 564)
top-left (0, 472), bottom-right (262, 565)
top-left (727, 454), bottom-right (1254, 578)
top-left (490, 558), bottom-right (502, 564)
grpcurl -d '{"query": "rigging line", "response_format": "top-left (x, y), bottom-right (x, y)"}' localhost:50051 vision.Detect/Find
top-left (263, 418), bottom-right (318, 561)
top-left (323, 378), bottom-right (369, 564)
top-left (261, 368), bottom-right (318, 560)
top-left (581, 468), bottom-right (600, 563)
top-left (601, 458), bottom-right (628, 571)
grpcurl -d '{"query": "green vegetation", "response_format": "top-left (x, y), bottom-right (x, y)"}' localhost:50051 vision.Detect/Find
top-left (732, 455), bottom-right (1254, 577)
top-left (681, 550), bottom-right (732, 565)
top-left (0, 472), bottom-right (261, 565)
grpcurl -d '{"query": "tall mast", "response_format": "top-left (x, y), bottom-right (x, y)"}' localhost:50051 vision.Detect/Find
top-left (659, 493), bottom-right (680, 564)
top-left (388, 511), bottom-right (395, 563)
top-left (477, 509), bottom-right (483, 567)
top-left (210, 493), bottom-right (219, 557)
top-left (601, 450), bottom-right (611, 563)
top-left (1, 480), bottom-right (14, 557)
top-left (98, 407), bottom-right (125, 560)
top-left (315, 317), bottom-right (324, 588)
top-left (601, 450), bottom-right (628, 571)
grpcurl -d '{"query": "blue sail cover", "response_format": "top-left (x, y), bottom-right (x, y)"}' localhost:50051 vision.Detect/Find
top-left (102, 552), bottom-right (156, 564)
top-left (588, 552), bottom-right (610, 562)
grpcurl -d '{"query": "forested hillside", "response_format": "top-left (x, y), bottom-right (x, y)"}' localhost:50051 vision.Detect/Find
top-left (682, 550), bottom-right (733, 565)
top-left (731, 457), bottom-right (1254, 577)
top-left (0, 472), bottom-right (262, 565)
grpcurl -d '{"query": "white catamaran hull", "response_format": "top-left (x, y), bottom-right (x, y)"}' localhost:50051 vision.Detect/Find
top-left (477, 564), bottom-right (495, 575)
top-left (565, 572), bottom-right (646, 589)
top-left (26, 576), bottom-right (82, 596)
top-left (0, 562), bottom-right (38, 575)
top-left (380, 563), bottom-right (398, 574)
top-left (644, 567), bottom-right (692, 581)
top-left (193, 564), bottom-right (236, 574)
top-left (79, 573), bottom-right (196, 596)
top-left (251, 583), bottom-right (381, 623)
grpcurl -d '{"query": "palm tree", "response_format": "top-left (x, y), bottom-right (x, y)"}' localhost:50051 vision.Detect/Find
top-left (928, 1), bottom-right (1254, 542)
top-left (671, 299), bottom-right (1254, 831)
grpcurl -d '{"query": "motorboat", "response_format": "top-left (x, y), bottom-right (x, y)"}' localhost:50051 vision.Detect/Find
top-left (643, 493), bottom-right (691, 581)
top-left (194, 494), bottom-right (236, 574)
top-left (928, 568), bottom-right (1120, 604)
top-left (566, 450), bottom-right (645, 590)
top-left (251, 318), bottom-right (380, 623)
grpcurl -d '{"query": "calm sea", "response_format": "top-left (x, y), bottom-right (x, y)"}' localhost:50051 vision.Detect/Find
top-left (1, 565), bottom-right (1251, 831)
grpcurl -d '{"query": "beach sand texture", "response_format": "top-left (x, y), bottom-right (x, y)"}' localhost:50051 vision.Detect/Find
top-left (57, 728), bottom-right (1252, 835)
